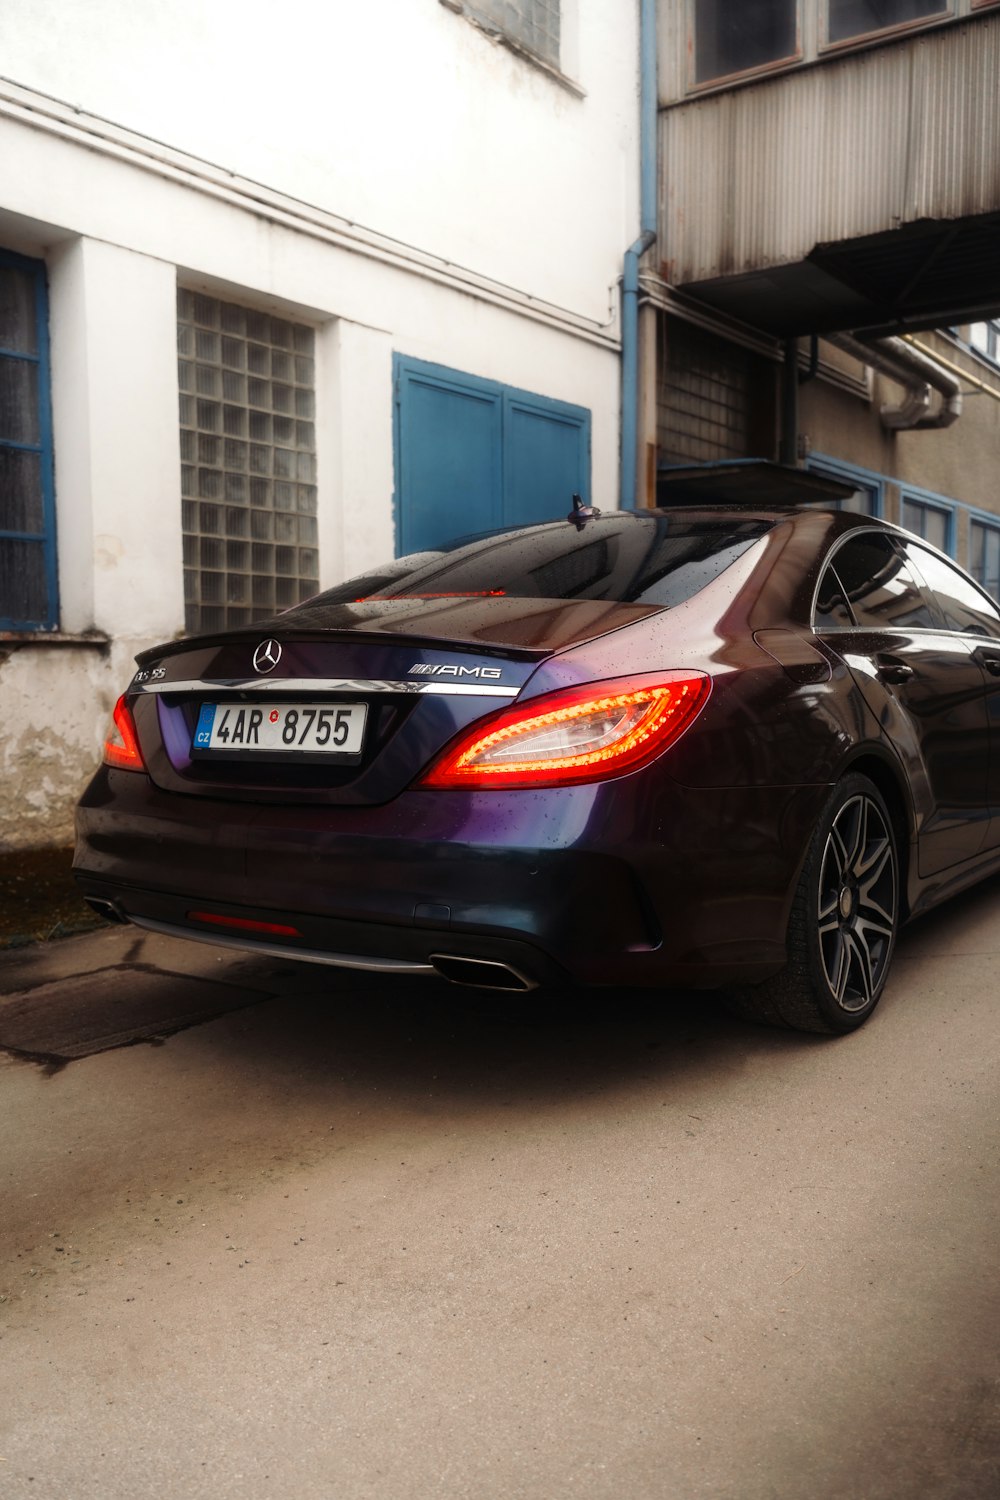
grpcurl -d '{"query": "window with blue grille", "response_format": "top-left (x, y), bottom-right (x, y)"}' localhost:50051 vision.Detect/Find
top-left (971, 517), bottom-right (1000, 600)
top-left (902, 493), bottom-right (954, 556)
top-left (0, 250), bottom-right (58, 631)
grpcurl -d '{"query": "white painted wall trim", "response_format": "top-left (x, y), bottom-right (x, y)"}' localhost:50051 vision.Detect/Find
top-left (0, 77), bottom-right (622, 352)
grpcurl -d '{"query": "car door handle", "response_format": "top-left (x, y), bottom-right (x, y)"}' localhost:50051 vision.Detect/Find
top-left (875, 659), bottom-right (914, 685)
top-left (979, 653), bottom-right (1000, 677)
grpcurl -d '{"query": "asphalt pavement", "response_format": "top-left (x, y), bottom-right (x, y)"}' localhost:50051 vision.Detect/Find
top-left (1, 887), bottom-right (998, 1500)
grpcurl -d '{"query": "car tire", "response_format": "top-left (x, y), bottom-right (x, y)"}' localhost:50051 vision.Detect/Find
top-left (731, 773), bottom-right (900, 1035)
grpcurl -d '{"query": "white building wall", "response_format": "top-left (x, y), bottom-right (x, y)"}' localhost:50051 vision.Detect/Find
top-left (50, 240), bottom-right (184, 640)
top-left (0, 0), bottom-right (637, 849)
top-left (0, 0), bottom-right (632, 321)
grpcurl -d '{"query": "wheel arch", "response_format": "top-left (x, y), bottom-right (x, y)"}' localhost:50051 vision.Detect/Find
top-left (841, 749), bottom-right (916, 920)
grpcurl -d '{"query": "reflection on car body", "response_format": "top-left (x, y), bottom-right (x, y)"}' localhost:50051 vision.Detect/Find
top-left (75, 494), bottom-right (1000, 1034)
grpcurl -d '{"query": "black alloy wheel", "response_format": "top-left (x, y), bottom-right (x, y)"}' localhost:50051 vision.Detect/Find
top-left (815, 789), bottom-right (896, 1017)
top-left (733, 773), bottom-right (900, 1034)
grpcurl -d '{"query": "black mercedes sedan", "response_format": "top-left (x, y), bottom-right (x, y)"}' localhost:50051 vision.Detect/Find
top-left (75, 477), bottom-right (1000, 1034)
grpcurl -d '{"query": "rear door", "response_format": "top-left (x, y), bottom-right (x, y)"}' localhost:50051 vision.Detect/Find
top-left (901, 538), bottom-right (1000, 854)
top-left (815, 530), bottom-right (991, 875)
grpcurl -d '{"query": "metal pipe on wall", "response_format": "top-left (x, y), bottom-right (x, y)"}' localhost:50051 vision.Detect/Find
top-left (829, 332), bottom-right (962, 430)
top-left (780, 338), bottom-right (799, 464)
top-left (620, 0), bottom-right (658, 510)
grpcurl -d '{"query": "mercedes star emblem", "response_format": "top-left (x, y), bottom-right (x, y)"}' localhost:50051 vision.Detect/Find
top-left (253, 638), bottom-right (282, 674)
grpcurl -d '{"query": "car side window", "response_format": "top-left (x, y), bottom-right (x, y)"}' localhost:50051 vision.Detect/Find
top-left (903, 542), bottom-right (1000, 640)
top-left (814, 564), bottom-right (855, 629)
top-left (824, 533), bottom-right (939, 631)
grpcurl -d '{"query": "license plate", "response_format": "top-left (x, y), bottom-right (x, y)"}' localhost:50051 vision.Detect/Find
top-left (194, 702), bottom-right (367, 755)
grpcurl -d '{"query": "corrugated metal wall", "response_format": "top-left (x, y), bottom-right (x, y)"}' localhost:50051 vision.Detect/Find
top-left (659, 15), bottom-right (1000, 284)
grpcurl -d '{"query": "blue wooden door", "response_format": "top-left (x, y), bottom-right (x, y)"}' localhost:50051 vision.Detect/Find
top-left (394, 356), bottom-right (590, 555)
top-left (503, 391), bottom-right (589, 529)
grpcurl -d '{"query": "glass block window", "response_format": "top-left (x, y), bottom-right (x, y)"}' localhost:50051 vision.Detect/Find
top-left (0, 250), bottom-right (57, 630)
top-left (465, 0), bottom-right (560, 66)
top-left (970, 519), bottom-right (1000, 600)
top-left (178, 289), bottom-right (319, 634)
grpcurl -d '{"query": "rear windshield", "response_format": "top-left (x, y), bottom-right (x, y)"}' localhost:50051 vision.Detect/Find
top-left (309, 515), bottom-right (771, 611)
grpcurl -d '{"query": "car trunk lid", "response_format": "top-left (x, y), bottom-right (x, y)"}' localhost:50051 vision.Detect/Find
top-left (128, 598), bottom-right (659, 806)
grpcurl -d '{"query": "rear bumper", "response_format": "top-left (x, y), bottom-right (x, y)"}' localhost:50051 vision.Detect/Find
top-left (75, 881), bottom-right (570, 990)
top-left (75, 767), bottom-right (831, 989)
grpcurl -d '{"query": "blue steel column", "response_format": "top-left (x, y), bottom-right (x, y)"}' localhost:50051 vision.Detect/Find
top-left (620, 0), bottom-right (658, 510)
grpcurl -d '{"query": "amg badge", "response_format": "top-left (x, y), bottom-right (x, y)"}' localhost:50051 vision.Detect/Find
top-left (409, 663), bottom-right (503, 680)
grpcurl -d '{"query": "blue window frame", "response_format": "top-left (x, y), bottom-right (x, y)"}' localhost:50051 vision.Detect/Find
top-left (901, 489), bottom-right (956, 557)
top-left (968, 319), bottom-right (1000, 366)
top-left (806, 455), bottom-right (883, 516)
top-left (0, 249), bottom-right (58, 630)
top-left (969, 512), bottom-right (1000, 600)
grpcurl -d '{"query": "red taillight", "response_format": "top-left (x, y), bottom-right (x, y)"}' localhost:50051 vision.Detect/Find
top-left (420, 673), bottom-right (711, 789)
top-left (102, 695), bottom-right (145, 771)
top-left (187, 912), bottom-right (302, 938)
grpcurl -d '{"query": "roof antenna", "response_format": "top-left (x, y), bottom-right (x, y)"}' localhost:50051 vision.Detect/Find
top-left (567, 493), bottom-right (602, 529)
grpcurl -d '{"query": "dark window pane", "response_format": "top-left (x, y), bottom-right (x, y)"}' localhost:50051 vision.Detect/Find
top-left (815, 564), bottom-right (855, 628)
top-left (0, 447), bottom-right (44, 532)
top-left (695, 0), bottom-right (798, 83)
top-left (828, 0), bottom-right (946, 44)
top-left (970, 522), bottom-right (1000, 601)
top-left (0, 537), bottom-right (48, 623)
top-left (906, 542), bottom-right (1000, 639)
top-left (0, 266), bottom-right (37, 355)
top-left (830, 532), bottom-right (939, 630)
top-left (902, 498), bottom-right (949, 553)
top-left (0, 253), bottom-right (53, 627)
top-left (0, 357), bottom-right (41, 445)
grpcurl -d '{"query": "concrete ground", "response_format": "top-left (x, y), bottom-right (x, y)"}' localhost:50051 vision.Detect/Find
top-left (0, 885), bottom-right (998, 1500)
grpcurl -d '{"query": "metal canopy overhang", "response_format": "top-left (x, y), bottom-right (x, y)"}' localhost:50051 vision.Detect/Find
top-left (675, 212), bottom-right (1000, 341)
top-left (656, 460), bottom-right (856, 508)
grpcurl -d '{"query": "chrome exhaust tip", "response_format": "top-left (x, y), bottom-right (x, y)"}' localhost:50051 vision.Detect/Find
top-left (84, 896), bottom-right (130, 926)
top-left (429, 954), bottom-right (536, 993)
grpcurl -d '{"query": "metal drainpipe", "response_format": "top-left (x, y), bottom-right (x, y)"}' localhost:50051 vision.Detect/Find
top-left (829, 332), bottom-right (963, 430)
top-left (779, 338), bottom-right (799, 465)
top-left (620, 0), bottom-right (658, 510)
